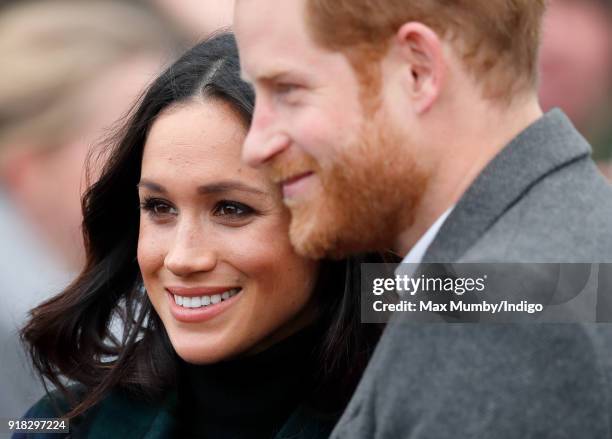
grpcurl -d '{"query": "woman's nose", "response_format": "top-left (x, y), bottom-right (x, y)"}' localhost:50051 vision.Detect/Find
top-left (163, 221), bottom-right (217, 277)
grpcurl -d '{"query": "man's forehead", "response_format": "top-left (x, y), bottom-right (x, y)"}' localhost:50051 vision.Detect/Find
top-left (234, 0), bottom-right (318, 80)
top-left (234, 0), bottom-right (306, 38)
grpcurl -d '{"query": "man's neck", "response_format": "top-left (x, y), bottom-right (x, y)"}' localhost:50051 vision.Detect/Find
top-left (395, 96), bottom-right (543, 256)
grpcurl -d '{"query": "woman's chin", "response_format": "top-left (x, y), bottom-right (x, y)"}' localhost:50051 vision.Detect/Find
top-left (173, 343), bottom-right (229, 365)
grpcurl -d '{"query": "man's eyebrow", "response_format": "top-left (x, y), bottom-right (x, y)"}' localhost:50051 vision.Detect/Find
top-left (242, 68), bottom-right (305, 85)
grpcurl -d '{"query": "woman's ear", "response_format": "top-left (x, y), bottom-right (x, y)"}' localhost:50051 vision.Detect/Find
top-left (393, 22), bottom-right (446, 114)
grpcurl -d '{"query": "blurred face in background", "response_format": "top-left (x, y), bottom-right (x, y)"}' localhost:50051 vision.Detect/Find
top-left (4, 57), bottom-right (162, 270)
top-left (0, 0), bottom-right (181, 272)
top-left (137, 99), bottom-right (318, 364)
top-left (539, 0), bottom-right (612, 130)
top-left (152, 0), bottom-right (235, 41)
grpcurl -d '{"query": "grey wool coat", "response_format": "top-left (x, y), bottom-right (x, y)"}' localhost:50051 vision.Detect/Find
top-left (331, 110), bottom-right (612, 439)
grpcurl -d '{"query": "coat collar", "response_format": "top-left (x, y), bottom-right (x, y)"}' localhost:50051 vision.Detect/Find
top-left (83, 390), bottom-right (335, 439)
top-left (422, 109), bottom-right (591, 263)
top-left (82, 389), bottom-right (177, 439)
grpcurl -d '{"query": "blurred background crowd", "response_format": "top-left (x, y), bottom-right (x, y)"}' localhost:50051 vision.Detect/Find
top-left (0, 0), bottom-right (610, 419)
top-left (0, 0), bottom-right (235, 418)
top-left (539, 0), bottom-right (612, 176)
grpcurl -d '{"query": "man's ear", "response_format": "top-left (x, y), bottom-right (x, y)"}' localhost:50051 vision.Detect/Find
top-left (393, 22), bottom-right (446, 114)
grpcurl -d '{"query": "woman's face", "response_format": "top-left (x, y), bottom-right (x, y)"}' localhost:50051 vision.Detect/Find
top-left (137, 99), bottom-right (318, 364)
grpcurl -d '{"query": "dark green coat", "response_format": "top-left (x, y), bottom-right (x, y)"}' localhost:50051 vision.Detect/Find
top-left (17, 388), bottom-right (336, 439)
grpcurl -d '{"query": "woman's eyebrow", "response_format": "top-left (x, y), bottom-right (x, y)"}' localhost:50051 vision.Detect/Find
top-left (137, 179), bottom-right (166, 193)
top-left (137, 179), bottom-right (269, 197)
top-left (197, 181), bottom-right (268, 196)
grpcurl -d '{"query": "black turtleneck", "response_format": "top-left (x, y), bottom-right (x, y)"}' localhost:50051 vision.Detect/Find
top-left (176, 327), bottom-right (325, 439)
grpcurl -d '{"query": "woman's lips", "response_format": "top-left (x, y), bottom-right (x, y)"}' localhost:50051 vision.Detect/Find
top-left (167, 286), bottom-right (238, 296)
top-left (166, 287), bottom-right (242, 323)
top-left (280, 171), bottom-right (314, 199)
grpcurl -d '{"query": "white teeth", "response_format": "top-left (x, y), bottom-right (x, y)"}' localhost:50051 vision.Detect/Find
top-left (173, 288), bottom-right (241, 309)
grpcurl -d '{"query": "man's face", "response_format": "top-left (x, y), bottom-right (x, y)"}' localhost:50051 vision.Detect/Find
top-left (234, 0), bottom-right (427, 259)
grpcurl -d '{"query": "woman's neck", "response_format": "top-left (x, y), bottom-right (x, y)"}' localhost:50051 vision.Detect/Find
top-left (176, 326), bottom-right (322, 439)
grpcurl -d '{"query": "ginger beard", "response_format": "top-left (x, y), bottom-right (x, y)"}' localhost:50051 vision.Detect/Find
top-left (268, 111), bottom-right (429, 259)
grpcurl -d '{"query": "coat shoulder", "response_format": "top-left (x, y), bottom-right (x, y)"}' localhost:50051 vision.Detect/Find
top-left (17, 386), bottom-right (175, 439)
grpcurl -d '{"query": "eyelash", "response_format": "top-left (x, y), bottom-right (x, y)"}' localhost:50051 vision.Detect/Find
top-left (275, 83), bottom-right (297, 94)
top-left (212, 200), bottom-right (255, 218)
top-left (273, 83), bottom-right (301, 103)
top-left (139, 197), bottom-right (256, 221)
top-left (140, 197), bottom-right (176, 218)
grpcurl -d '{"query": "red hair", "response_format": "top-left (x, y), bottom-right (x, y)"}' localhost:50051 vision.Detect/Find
top-left (305, 0), bottom-right (546, 100)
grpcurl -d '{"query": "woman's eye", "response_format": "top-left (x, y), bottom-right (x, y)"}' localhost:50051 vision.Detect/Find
top-left (140, 198), bottom-right (177, 218)
top-left (212, 200), bottom-right (254, 218)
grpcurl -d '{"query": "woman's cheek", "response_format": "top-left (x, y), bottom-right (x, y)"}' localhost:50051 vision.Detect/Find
top-left (137, 223), bottom-right (167, 280)
top-left (231, 232), bottom-right (316, 306)
top-left (222, 221), bottom-right (296, 275)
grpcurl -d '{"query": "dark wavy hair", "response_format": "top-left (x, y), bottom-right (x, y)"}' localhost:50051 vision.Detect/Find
top-left (21, 32), bottom-right (392, 418)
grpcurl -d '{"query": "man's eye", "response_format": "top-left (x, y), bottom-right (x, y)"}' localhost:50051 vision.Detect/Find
top-left (275, 83), bottom-right (298, 95)
top-left (274, 83), bottom-right (303, 103)
top-left (140, 198), bottom-right (177, 217)
top-left (212, 200), bottom-right (254, 218)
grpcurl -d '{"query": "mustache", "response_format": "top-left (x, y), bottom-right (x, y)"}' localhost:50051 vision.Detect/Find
top-left (266, 153), bottom-right (321, 184)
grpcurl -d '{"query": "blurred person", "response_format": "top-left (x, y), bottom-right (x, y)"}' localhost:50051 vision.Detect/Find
top-left (234, 0), bottom-right (612, 437)
top-left (0, 0), bottom-right (182, 419)
top-left (539, 0), bottom-right (612, 165)
top-left (18, 34), bottom-right (384, 438)
top-left (600, 161), bottom-right (612, 180)
top-left (152, 0), bottom-right (235, 42)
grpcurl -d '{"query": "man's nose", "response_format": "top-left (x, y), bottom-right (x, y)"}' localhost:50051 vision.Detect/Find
top-left (164, 222), bottom-right (217, 277)
top-left (242, 102), bottom-right (290, 167)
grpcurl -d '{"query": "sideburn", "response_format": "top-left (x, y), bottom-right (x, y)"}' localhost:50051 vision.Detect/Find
top-left (344, 44), bottom-right (389, 115)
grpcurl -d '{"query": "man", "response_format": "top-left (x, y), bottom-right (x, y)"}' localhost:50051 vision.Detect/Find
top-left (234, 0), bottom-right (612, 437)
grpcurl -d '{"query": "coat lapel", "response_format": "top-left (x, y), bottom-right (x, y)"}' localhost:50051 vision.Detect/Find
top-left (84, 390), bottom-right (177, 439)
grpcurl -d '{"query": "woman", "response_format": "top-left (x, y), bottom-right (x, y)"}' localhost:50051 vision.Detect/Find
top-left (18, 33), bottom-right (389, 438)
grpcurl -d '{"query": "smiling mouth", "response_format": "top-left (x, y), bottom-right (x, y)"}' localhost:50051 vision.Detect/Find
top-left (172, 288), bottom-right (242, 309)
